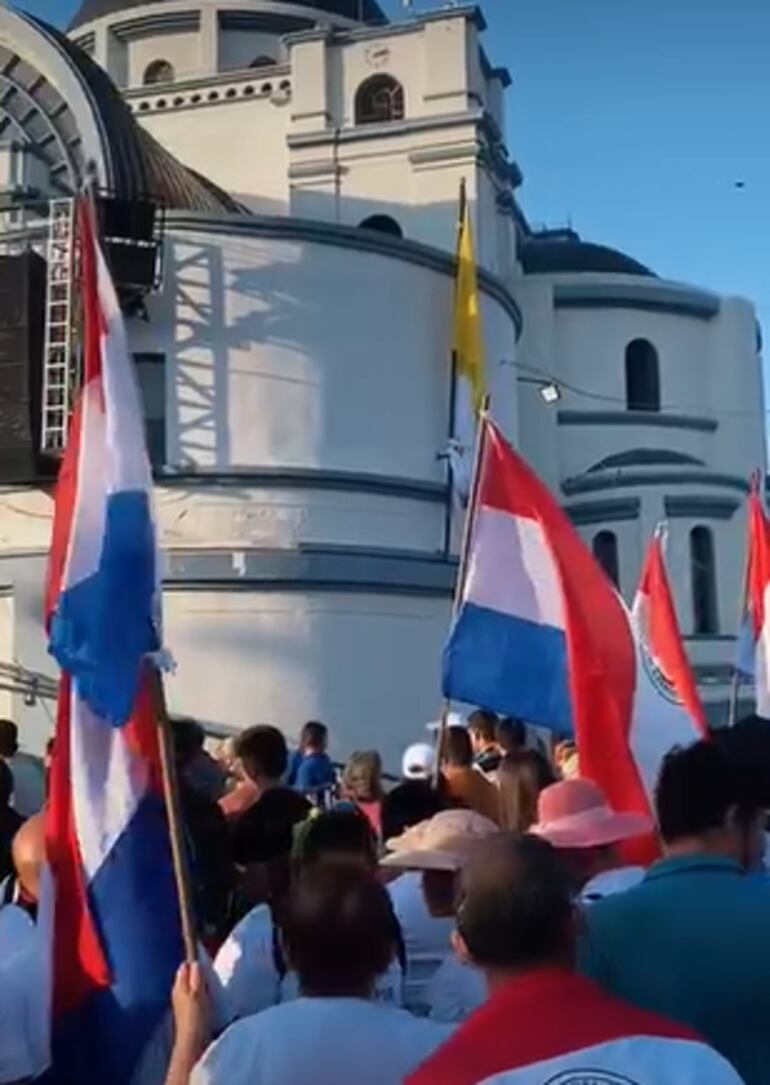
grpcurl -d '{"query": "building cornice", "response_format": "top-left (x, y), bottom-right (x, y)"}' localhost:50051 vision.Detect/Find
top-left (163, 544), bottom-right (457, 597)
top-left (156, 465), bottom-right (447, 503)
top-left (287, 108), bottom-right (482, 148)
top-left (557, 410), bottom-right (718, 434)
top-left (553, 281), bottom-right (720, 320)
top-left (166, 210), bottom-right (524, 336)
top-left (565, 498), bottom-right (641, 526)
top-left (562, 469), bottom-right (749, 498)
top-left (110, 9), bottom-right (199, 40)
top-left (663, 495), bottom-right (741, 520)
top-left (284, 4), bottom-right (486, 47)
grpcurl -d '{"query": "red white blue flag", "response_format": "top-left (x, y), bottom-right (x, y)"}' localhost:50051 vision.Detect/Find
top-left (442, 419), bottom-right (704, 835)
top-left (406, 971), bottom-right (744, 1085)
top-left (738, 484), bottom-right (770, 715)
top-left (632, 529), bottom-right (707, 740)
top-left (42, 197), bottom-right (182, 1084)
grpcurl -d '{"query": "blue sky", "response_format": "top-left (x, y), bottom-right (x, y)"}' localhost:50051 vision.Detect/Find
top-left (19, 0), bottom-right (770, 316)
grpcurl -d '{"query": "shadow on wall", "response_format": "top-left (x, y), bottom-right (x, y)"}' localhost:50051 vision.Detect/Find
top-left (164, 214), bottom-right (470, 479)
top-left (165, 240), bottom-right (231, 468)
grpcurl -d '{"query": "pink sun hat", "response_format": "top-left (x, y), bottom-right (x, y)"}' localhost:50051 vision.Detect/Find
top-left (531, 778), bottom-right (653, 849)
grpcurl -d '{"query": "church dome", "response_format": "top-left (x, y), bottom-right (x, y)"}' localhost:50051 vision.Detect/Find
top-left (69, 0), bottom-right (386, 30)
top-left (520, 229), bottom-right (655, 278)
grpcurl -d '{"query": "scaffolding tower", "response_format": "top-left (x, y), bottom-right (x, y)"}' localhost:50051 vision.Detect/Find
top-left (40, 198), bottom-right (79, 455)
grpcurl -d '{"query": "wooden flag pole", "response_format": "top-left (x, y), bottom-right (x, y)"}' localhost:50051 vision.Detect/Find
top-left (433, 396), bottom-right (491, 786)
top-left (150, 665), bottom-right (198, 963)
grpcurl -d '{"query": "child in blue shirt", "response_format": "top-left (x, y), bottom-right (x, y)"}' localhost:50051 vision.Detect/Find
top-left (287, 721), bottom-right (337, 799)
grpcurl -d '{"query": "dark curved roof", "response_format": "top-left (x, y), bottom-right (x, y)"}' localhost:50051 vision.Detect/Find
top-left (520, 231), bottom-right (655, 278)
top-left (70, 0), bottom-right (386, 31)
top-left (32, 16), bottom-right (244, 214)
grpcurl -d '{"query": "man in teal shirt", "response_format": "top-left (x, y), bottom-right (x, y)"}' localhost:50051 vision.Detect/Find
top-left (580, 741), bottom-right (770, 1085)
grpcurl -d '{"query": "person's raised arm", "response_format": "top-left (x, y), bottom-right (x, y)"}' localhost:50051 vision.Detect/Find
top-left (164, 963), bottom-right (212, 1085)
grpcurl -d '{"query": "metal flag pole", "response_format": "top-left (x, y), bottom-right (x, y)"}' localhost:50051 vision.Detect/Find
top-left (433, 394), bottom-right (491, 786)
top-left (442, 178), bottom-right (467, 558)
top-left (149, 664), bottom-right (198, 962)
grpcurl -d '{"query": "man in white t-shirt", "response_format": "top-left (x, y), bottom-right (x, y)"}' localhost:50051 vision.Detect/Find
top-left (164, 865), bottom-right (450, 1085)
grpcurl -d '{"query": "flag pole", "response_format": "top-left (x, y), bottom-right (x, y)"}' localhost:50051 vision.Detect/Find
top-left (149, 665), bottom-right (198, 963)
top-left (433, 394), bottom-right (491, 786)
top-left (442, 179), bottom-right (468, 558)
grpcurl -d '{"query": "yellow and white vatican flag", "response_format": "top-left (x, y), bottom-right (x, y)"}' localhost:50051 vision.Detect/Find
top-left (447, 181), bottom-right (486, 505)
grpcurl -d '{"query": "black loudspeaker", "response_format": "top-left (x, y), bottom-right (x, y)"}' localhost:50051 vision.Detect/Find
top-left (100, 197), bottom-right (156, 243)
top-left (104, 240), bottom-right (158, 292)
top-left (0, 251), bottom-right (48, 482)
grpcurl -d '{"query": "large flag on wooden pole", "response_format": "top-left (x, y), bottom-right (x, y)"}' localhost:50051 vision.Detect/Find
top-left (42, 196), bottom-right (193, 1085)
top-left (442, 421), bottom-right (704, 857)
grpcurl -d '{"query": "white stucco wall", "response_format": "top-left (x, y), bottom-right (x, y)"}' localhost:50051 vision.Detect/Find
top-left (163, 588), bottom-right (450, 771)
top-left (130, 217), bottom-right (518, 479)
top-left (127, 30), bottom-right (204, 87)
top-left (133, 88), bottom-right (291, 213)
top-left (517, 269), bottom-right (765, 708)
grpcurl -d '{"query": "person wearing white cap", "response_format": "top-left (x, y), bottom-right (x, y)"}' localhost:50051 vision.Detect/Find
top-left (401, 743), bottom-right (436, 782)
top-left (382, 809), bottom-right (500, 1022)
top-left (530, 777), bottom-right (652, 903)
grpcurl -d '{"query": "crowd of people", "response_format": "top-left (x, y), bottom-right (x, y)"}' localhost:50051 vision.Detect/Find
top-left (2, 710), bottom-right (770, 1083)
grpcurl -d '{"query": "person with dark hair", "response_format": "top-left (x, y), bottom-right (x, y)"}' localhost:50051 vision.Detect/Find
top-left (382, 783), bottom-right (450, 1013)
top-left (381, 781), bottom-right (445, 844)
top-left (167, 866), bottom-right (449, 1085)
top-left (0, 719), bottom-right (44, 818)
top-left (497, 749), bottom-right (556, 834)
top-left (440, 727), bottom-right (500, 825)
top-left (0, 760), bottom-right (23, 884)
top-left (495, 716), bottom-right (526, 757)
top-left (407, 835), bottom-right (743, 1085)
top-left (341, 750), bottom-right (384, 836)
top-left (228, 726), bottom-right (310, 867)
top-left (215, 809), bottom-right (402, 1023)
top-left (171, 720), bottom-right (234, 945)
top-left (467, 710), bottom-right (500, 774)
top-left (581, 740), bottom-right (770, 1085)
top-left (286, 721), bottom-right (336, 799)
top-left (173, 717), bottom-right (228, 803)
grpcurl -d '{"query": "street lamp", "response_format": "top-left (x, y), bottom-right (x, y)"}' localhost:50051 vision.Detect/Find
top-left (518, 375), bottom-right (562, 404)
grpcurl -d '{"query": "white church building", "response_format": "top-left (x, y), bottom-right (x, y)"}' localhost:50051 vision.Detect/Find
top-left (0, 0), bottom-right (763, 767)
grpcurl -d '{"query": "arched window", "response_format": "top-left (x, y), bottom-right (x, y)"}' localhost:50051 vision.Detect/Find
top-left (625, 338), bottom-right (660, 412)
top-left (593, 530), bottom-right (620, 588)
top-left (354, 75), bottom-right (405, 125)
top-left (358, 214), bottom-right (403, 238)
top-left (249, 55), bottom-right (276, 69)
top-left (690, 526), bottom-right (718, 634)
top-left (143, 59), bottom-right (175, 86)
